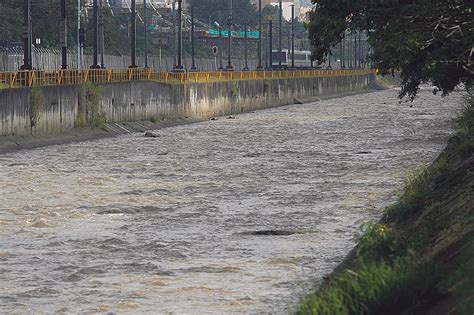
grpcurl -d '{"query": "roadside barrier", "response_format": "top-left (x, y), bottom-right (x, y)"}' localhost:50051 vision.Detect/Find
top-left (0, 68), bottom-right (373, 89)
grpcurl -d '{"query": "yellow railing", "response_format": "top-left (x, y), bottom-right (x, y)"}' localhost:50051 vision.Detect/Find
top-left (0, 68), bottom-right (373, 89)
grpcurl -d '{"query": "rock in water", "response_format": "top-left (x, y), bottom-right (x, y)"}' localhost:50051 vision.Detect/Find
top-left (144, 131), bottom-right (160, 138)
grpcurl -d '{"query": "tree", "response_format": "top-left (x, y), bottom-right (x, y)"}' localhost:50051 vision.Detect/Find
top-left (307, 0), bottom-right (474, 99)
top-left (0, 2), bottom-right (22, 46)
top-left (191, 0), bottom-right (258, 28)
top-left (0, 0), bottom-right (87, 48)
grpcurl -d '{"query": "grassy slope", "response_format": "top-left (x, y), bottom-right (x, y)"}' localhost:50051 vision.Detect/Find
top-left (298, 92), bottom-right (474, 315)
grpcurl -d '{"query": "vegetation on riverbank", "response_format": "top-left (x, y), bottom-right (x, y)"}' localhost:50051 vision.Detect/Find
top-left (76, 83), bottom-right (106, 129)
top-left (298, 92), bottom-right (474, 314)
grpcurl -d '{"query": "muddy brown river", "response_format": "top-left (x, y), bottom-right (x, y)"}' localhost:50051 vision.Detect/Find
top-left (0, 89), bottom-right (462, 314)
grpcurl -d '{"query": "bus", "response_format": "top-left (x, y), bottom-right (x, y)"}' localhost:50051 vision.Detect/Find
top-left (271, 49), bottom-right (313, 68)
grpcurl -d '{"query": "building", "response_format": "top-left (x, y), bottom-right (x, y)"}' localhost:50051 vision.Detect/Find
top-left (269, 1), bottom-right (300, 21)
top-left (250, 0), bottom-right (273, 7)
top-left (109, 0), bottom-right (174, 8)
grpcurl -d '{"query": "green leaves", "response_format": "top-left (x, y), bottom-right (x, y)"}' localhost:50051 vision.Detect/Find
top-left (308, 0), bottom-right (474, 99)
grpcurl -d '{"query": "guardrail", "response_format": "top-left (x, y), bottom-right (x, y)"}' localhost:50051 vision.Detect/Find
top-left (0, 68), bottom-right (373, 89)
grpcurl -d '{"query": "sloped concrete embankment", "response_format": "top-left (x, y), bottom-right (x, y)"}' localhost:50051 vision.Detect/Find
top-left (0, 74), bottom-right (374, 152)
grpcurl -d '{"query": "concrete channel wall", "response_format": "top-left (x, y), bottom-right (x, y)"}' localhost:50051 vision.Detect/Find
top-left (0, 73), bottom-right (375, 137)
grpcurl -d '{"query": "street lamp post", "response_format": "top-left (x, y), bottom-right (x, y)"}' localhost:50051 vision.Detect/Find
top-left (216, 14), bottom-right (223, 70)
top-left (354, 32), bottom-right (357, 69)
top-left (225, 0), bottom-right (234, 71)
top-left (347, 34), bottom-right (351, 68)
top-left (243, 20), bottom-right (249, 71)
top-left (269, 19), bottom-right (273, 69)
top-left (21, 0), bottom-right (32, 70)
top-left (91, 0), bottom-right (100, 68)
top-left (341, 34), bottom-right (345, 69)
top-left (278, 0), bottom-right (282, 68)
top-left (173, 0), bottom-right (184, 71)
top-left (60, 0), bottom-right (67, 69)
top-left (77, 0), bottom-right (81, 69)
top-left (190, 5), bottom-right (197, 71)
top-left (290, 4), bottom-right (295, 68)
top-left (328, 47), bottom-right (332, 69)
top-left (256, 0), bottom-right (263, 70)
top-left (339, 40), bottom-right (343, 69)
top-left (144, 0), bottom-right (148, 68)
top-left (130, 0), bottom-right (137, 68)
top-left (358, 33), bottom-right (362, 68)
top-left (99, 0), bottom-right (105, 68)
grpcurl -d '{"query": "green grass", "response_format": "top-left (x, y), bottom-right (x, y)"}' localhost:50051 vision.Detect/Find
top-left (298, 259), bottom-right (436, 315)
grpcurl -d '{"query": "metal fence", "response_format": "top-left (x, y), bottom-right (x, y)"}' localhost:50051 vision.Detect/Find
top-left (0, 68), bottom-right (373, 89)
top-left (0, 47), bottom-right (258, 72)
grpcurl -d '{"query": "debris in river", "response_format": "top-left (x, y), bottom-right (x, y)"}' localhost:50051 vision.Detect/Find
top-left (144, 131), bottom-right (161, 138)
top-left (244, 230), bottom-right (298, 236)
top-left (30, 218), bottom-right (50, 228)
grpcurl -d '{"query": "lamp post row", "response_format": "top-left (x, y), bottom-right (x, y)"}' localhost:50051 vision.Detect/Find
top-left (20, 0), bottom-right (357, 72)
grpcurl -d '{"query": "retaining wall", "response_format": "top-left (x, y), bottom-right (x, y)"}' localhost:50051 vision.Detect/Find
top-left (0, 73), bottom-right (375, 137)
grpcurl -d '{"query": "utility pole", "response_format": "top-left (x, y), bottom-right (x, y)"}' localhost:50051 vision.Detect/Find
top-left (21, 0), bottom-right (32, 70)
top-left (130, 0), bottom-right (137, 68)
top-left (243, 20), bottom-right (249, 71)
top-left (91, 0), bottom-right (100, 68)
top-left (290, 4), bottom-right (295, 68)
top-left (225, 0), bottom-right (233, 71)
top-left (144, 0), bottom-right (148, 68)
top-left (269, 19), bottom-right (273, 69)
top-left (173, 0), bottom-right (184, 71)
top-left (278, 0), bottom-right (282, 68)
top-left (256, 0), bottom-right (263, 70)
top-left (60, 0), bottom-right (67, 69)
top-left (190, 5), bottom-right (197, 71)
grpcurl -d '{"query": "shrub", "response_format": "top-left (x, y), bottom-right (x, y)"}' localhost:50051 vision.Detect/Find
top-left (384, 164), bottom-right (434, 223)
top-left (76, 83), bottom-right (106, 129)
top-left (29, 86), bottom-right (44, 131)
top-left (356, 223), bottom-right (408, 263)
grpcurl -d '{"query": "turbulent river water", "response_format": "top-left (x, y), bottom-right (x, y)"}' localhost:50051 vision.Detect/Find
top-left (0, 89), bottom-right (462, 314)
